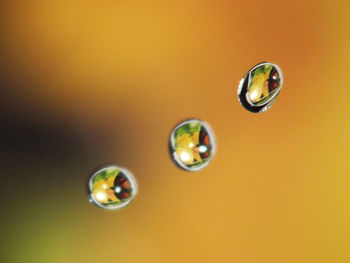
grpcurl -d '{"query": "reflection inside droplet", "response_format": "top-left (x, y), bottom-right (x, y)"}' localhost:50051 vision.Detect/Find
top-left (238, 62), bottom-right (283, 113)
top-left (88, 166), bottom-right (137, 210)
top-left (169, 119), bottom-right (216, 171)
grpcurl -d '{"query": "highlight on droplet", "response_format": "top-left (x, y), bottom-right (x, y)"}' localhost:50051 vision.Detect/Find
top-left (238, 62), bottom-right (283, 113)
top-left (169, 118), bottom-right (216, 171)
top-left (88, 165), bottom-right (137, 210)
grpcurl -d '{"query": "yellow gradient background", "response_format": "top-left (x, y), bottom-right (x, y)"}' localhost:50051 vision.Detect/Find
top-left (1, 0), bottom-right (350, 262)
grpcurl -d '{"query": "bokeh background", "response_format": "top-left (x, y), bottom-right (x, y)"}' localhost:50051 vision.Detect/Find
top-left (1, 0), bottom-right (350, 262)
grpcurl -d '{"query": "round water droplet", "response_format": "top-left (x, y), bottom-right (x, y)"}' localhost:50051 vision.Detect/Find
top-left (88, 166), bottom-right (137, 210)
top-left (169, 119), bottom-right (216, 171)
top-left (238, 62), bottom-right (283, 113)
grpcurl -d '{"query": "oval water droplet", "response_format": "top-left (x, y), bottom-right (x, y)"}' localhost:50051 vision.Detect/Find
top-left (238, 62), bottom-right (283, 113)
top-left (88, 166), bottom-right (137, 210)
top-left (169, 119), bottom-right (216, 171)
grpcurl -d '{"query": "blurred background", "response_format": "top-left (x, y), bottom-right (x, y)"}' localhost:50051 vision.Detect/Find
top-left (1, 0), bottom-right (350, 262)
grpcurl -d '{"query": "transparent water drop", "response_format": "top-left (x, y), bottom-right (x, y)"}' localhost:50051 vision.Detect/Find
top-left (88, 166), bottom-right (137, 210)
top-left (238, 62), bottom-right (283, 113)
top-left (169, 119), bottom-right (216, 171)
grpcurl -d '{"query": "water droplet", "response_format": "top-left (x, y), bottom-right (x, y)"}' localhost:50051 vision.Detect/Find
top-left (238, 62), bottom-right (283, 113)
top-left (169, 119), bottom-right (216, 171)
top-left (88, 166), bottom-right (137, 210)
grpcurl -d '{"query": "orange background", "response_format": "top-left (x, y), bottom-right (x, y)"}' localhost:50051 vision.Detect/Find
top-left (1, 0), bottom-right (350, 262)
